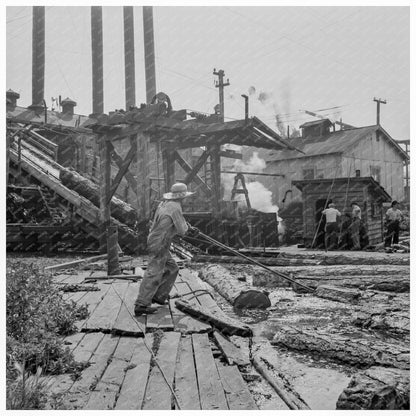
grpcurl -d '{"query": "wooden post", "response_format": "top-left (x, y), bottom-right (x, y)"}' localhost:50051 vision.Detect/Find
top-left (209, 144), bottom-right (222, 240)
top-left (80, 135), bottom-right (86, 173)
top-left (162, 144), bottom-right (175, 193)
top-left (107, 225), bottom-right (121, 275)
top-left (98, 136), bottom-right (111, 253)
top-left (137, 133), bottom-right (151, 220)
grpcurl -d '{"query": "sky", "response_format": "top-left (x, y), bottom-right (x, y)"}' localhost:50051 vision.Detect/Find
top-left (6, 5), bottom-right (410, 140)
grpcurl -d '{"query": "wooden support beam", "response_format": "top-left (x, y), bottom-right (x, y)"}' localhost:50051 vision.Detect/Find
top-left (98, 136), bottom-right (111, 253)
top-left (108, 141), bottom-right (138, 192)
top-left (174, 151), bottom-right (212, 197)
top-left (162, 145), bottom-right (175, 192)
top-left (184, 150), bottom-right (210, 184)
top-left (107, 136), bottom-right (137, 205)
top-left (209, 144), bottom-right (221, 216)
top-left (136, 133), bottom-right (151, 219)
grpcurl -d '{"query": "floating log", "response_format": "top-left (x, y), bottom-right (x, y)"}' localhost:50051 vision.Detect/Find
top-left (352, 310), bottom-right (410, 338)
top-left (175, 299), bottom-right (252, 337)
top-left (315, 285), bottom-right (361, 303)
top-left (59, 167), bottom-right (137, 227)
top-left (336, 366), bottom-right (410, 410)
top-left (197, 264), bottom-right (271, 309)
top-left (280, 251), bottom-right (409, 266)
top-left (193, 255), bottom-right (321, 267)
top-left (272, 326), bottom-right (409, 370)
top-left (251, 356), bottom-right (310, 410)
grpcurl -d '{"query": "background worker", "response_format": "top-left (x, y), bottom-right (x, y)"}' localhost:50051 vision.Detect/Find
top-left (322, 202), bottom-right (341, 250)
top-left (350, 202), bottom-right (362, 250)
top-left (384, 200), bottom-right (403, 249)
top-left (134, 183), bottom-right (199, 316)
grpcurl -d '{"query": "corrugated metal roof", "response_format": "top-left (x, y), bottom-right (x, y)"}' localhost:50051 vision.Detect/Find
top-left (265, 125), bottom-right (408, 162)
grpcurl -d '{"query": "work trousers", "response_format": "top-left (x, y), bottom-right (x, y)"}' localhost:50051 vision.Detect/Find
top-left (350, 218), bottom-right (361, 250)
top-left (324, 222), bottom-right (339, 250)
top-left (385, 220), bottom-right (400, 247)
top-left (135, 248), bottom-right (179, 307)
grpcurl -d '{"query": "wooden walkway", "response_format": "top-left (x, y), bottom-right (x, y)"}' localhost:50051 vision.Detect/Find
top-left (49, 266), bottom-right (257, 410)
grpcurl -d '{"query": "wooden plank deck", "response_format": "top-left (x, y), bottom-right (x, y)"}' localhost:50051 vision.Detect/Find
top-left (50, 265), bottom-right (257, 410)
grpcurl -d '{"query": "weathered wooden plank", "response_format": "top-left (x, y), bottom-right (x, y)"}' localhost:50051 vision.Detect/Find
top-left (63, 334), bottom-right (120, 409)
top-left (174, 335), bottom-right (201, 410)
top-left (75, 283), bottom-right (111, 330)
top-left (176, 299), bottom-right (252, 337)
top-left (213, 330), bottom-right (250, 368)
top-left (45, 254), bottom-right (107, 271)
top-left (146, 304), bottom-right (174, 332)
top-left (82, 283), bottom-right (129, 332)
top-left (47, 332), bottom-right (104, 399)
top-left (142, 332), bottom-right (181, 410)
top-left (216, 363), bottom-right (257, 410)
top-left (114, 336), bottom-right (152, 410)
top-left (84, 337), bottom-right (139, 409)
top-left (192, 333), bottom-right (228, 410)
top-left (112, 282), bottom-right (145, 336)
top-left (63, 331), bottom-right (86, 352)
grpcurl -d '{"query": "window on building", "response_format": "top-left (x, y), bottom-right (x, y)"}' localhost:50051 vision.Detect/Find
top-left (302, 168), bottom-right (315, 180)
top-left (370, 165), bottom-right (381, 183)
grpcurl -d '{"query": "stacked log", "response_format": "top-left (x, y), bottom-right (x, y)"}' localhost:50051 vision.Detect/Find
top-left (59, 168), bottom-right (138, 227)
top-left (197, 264), bottom-right (271, 309)
top-left (336, 366), bottom-right (409, 410)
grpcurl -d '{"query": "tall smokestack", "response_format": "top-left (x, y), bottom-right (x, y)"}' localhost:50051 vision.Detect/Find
top-left (30, 6), bottom-right (45, 111)
top-left (123, 6), bottom-right (136, 110)
top-left (143, 6), bottom-right (156, 104)
top-left (91, 6), bottom-right (104, 115)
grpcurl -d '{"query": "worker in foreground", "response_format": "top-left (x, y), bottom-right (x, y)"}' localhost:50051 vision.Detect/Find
top-left (384, 200), bottom-right (403, 249)
top-left (134, 183), bottom-right (199, 316)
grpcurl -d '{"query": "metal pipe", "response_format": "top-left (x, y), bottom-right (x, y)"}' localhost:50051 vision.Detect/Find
top-left (241, 94), bottom-right (249, 120)
top-left (197, 231), bottom-right (315, 292)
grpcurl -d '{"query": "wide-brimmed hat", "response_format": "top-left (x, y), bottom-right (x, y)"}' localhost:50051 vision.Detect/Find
top-left (163, 183), bottom-right (195, 200)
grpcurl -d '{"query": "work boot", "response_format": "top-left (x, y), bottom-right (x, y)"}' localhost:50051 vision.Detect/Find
top-left (134, 304), bottom-right (158, 316)
top-left (152, 297), bottom-right (169, 305)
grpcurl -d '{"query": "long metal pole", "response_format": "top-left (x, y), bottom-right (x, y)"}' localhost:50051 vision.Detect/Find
top-left (198, 231), bottom-right (315, 292)
top-left (31, 6), bottom-right (45, 109)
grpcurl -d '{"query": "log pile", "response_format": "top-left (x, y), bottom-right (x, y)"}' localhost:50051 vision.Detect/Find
top-left (197, 264), bottom-right (271, 309)
top-left (60, 168), bottom-right (137, 227)
top-left (336, 366), bottom-right (410, 410)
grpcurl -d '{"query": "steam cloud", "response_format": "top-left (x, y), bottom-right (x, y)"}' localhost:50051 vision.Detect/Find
top-left (222, 151), bottom-right (279, 214)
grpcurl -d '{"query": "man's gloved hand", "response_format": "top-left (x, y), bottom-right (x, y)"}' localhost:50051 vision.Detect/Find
top-left (186, 226), bottom-right (200, 237)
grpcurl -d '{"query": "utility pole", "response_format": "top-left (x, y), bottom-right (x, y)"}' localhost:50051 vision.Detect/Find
top-left (373, 97), bottom-right (387, 125)
top-left (213, 69), bottom-right (230, 122)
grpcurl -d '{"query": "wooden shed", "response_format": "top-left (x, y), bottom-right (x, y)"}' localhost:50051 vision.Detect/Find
top-left (293, 177), bottom-right (391, 248)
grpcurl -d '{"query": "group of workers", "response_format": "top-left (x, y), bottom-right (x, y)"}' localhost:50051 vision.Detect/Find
top-left (321, 200), bottom-right (403, 251)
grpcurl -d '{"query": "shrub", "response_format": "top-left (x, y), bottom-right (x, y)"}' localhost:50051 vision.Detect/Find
top-left (6, 260), bottom-right (90, 408)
